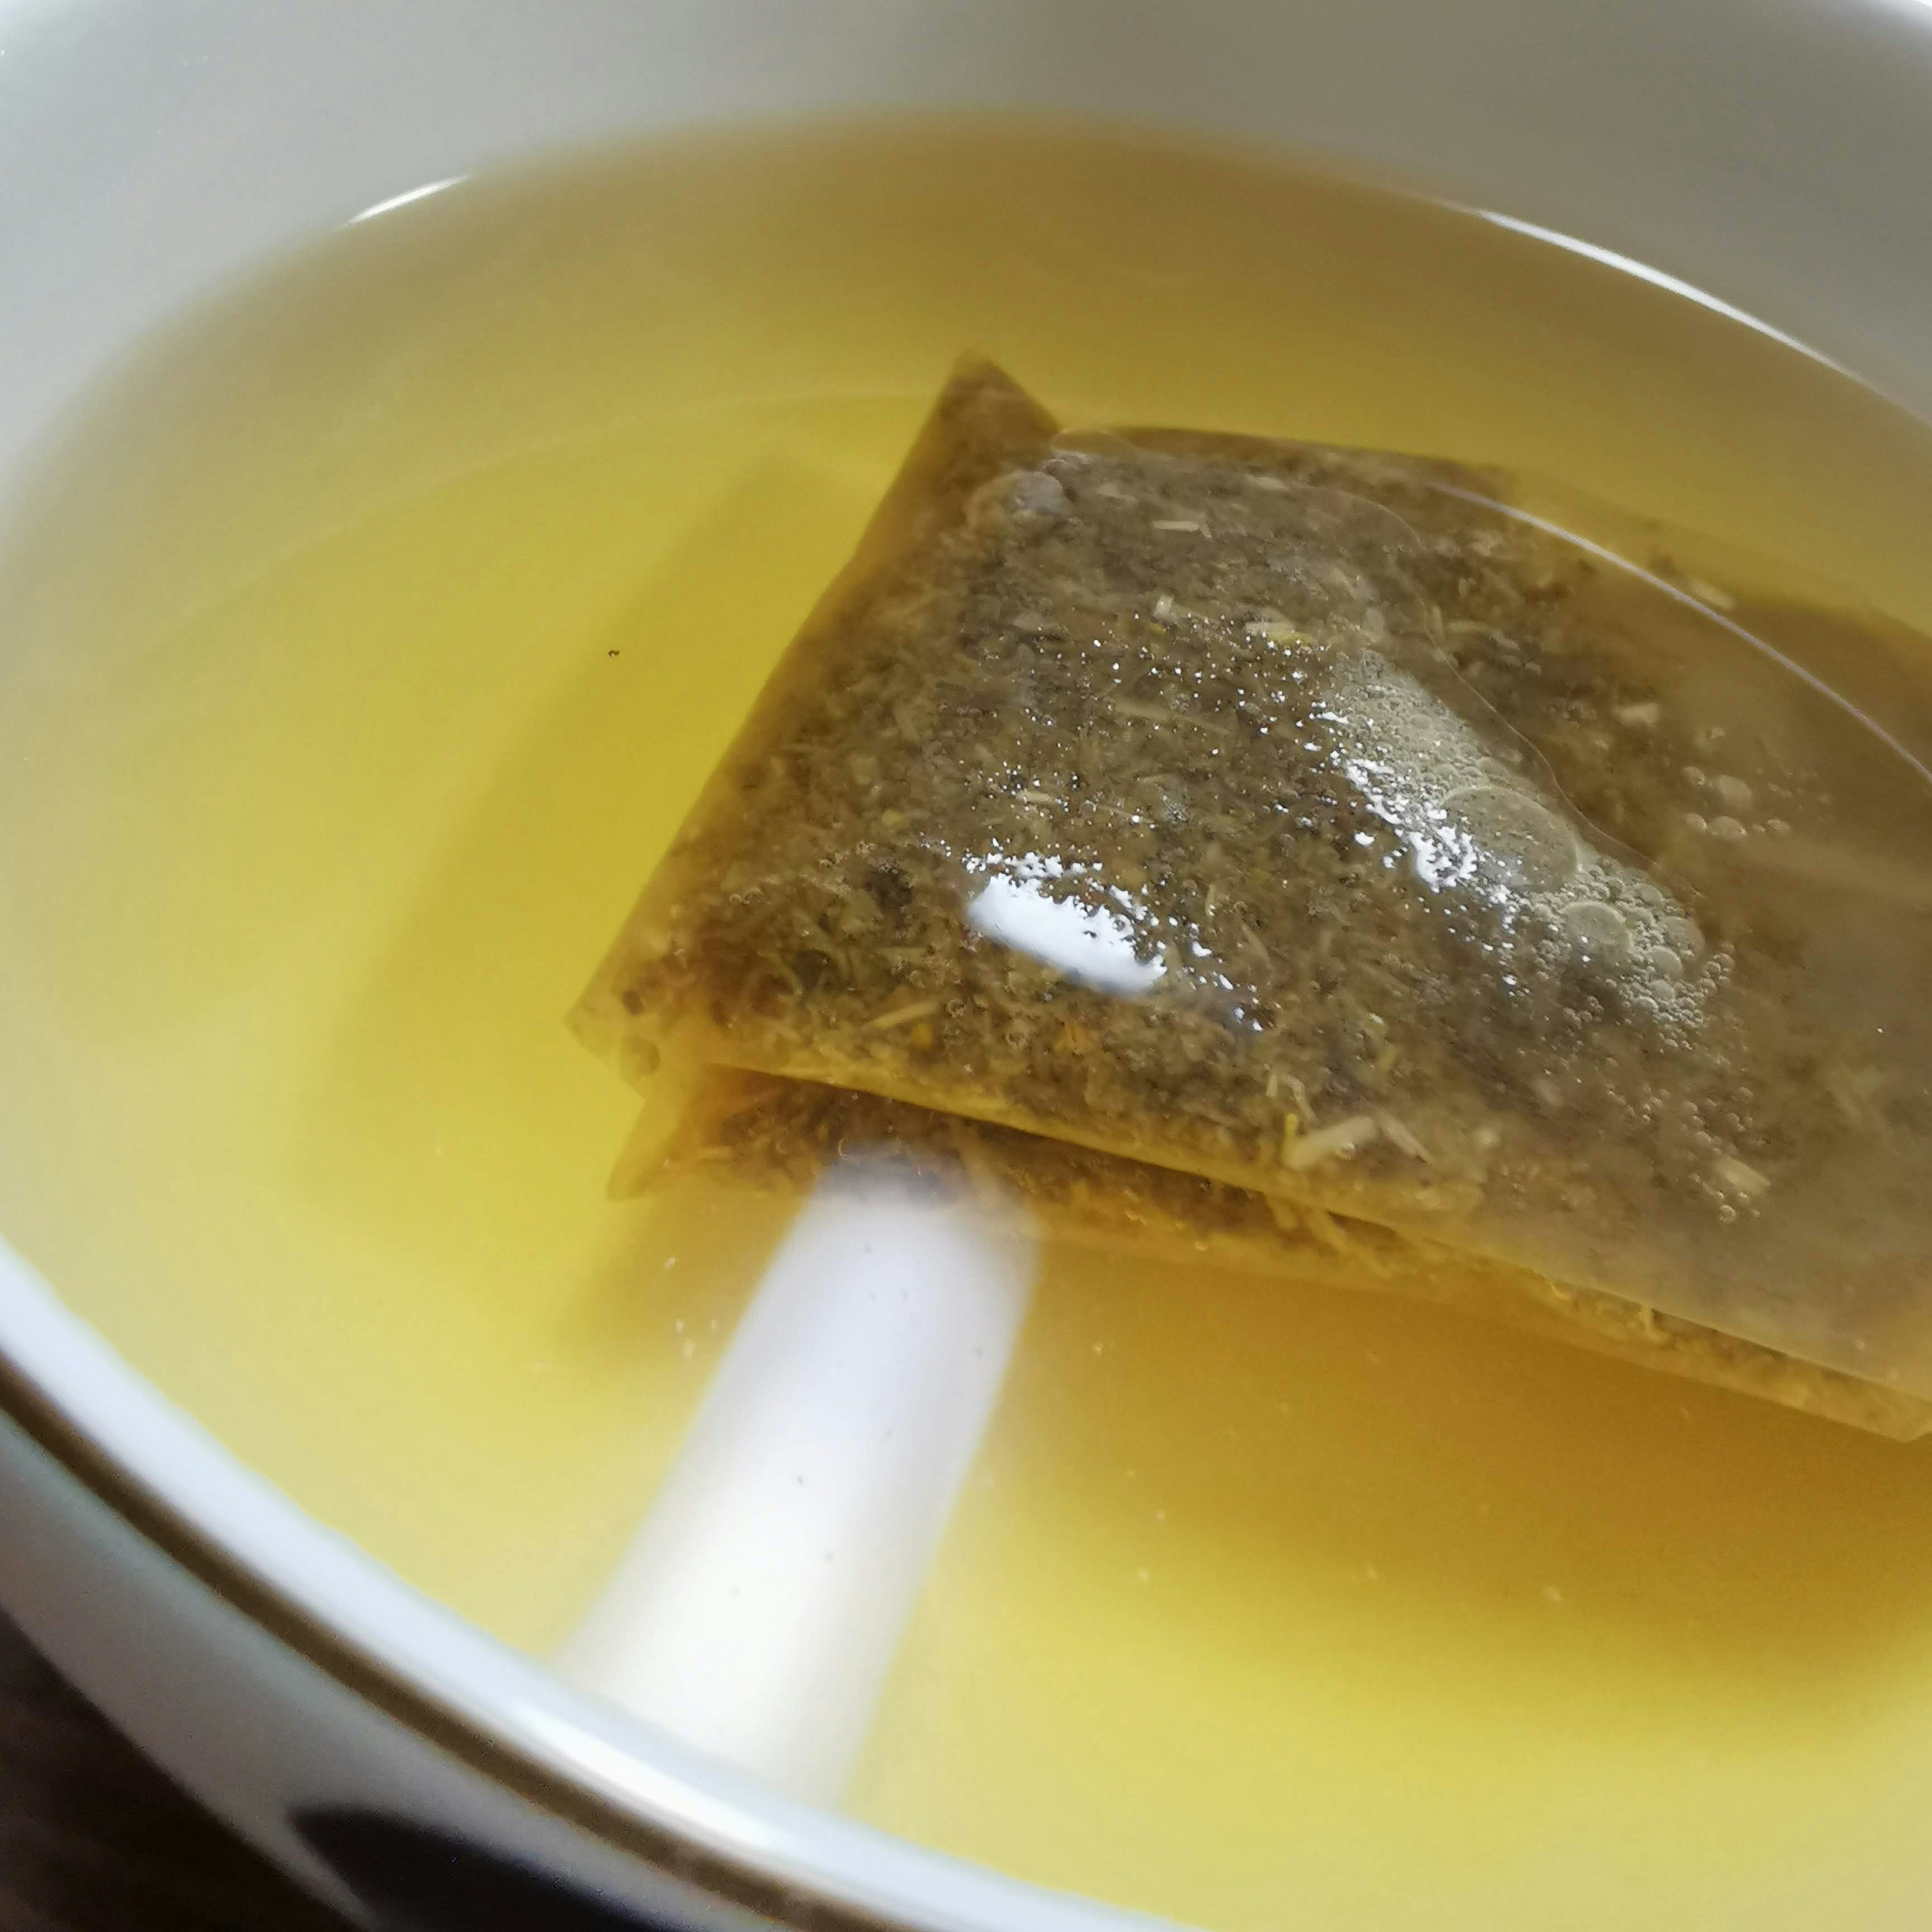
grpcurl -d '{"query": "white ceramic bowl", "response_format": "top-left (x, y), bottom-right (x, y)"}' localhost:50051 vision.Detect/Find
top-left (3, 3), bottom-right (1931, 1926)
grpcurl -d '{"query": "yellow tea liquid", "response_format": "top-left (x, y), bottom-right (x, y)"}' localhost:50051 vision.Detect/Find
top-left (3, 120), bottom-right (1932, 1931)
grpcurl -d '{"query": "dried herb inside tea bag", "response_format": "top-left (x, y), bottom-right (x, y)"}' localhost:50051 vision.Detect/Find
top-left (625, 1070), bottom-right (1932, 1439)
top-left (574, 360), bottom-right (1932, 1408)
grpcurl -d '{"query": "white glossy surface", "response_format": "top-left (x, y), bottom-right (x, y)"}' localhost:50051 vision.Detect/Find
top-left (557, 1169), bottom-right (1035, 1805)
top-left (0, 1403), bottom-right (783, 1931)
top-left (7, 0), bottom-right (1932, 492)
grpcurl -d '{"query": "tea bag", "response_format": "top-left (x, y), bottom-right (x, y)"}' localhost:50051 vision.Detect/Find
top-left (625, 1070), bottom-right (1932, 1438)
top-left (574, 360), bottom-right (1932, 1409)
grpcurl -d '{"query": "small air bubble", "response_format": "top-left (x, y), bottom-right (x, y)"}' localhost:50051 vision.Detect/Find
top-left (1442, 784), bottom-right (1577, 895)
top-left (1661, 916), bottom-right (1703, 958)
top-left (1558, 899), bottom-right (1632, 965)
top-left (1009, 470), bottom-right (1067, 517)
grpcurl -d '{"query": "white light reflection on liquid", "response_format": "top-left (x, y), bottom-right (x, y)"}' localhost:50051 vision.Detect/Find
top-left (555, 1160), bottom-right (1036, 1806)
top-left (1320, 650), bottom-right (1713, 1022)
top-left (1321, 651), bottom-right (1578, 907)
top-left (1462, 208), bottom-right (1849, 374)
top-left (967, 853), bottom-right (1165, 996)
top-left (347, 176), bottom-right (467, 226)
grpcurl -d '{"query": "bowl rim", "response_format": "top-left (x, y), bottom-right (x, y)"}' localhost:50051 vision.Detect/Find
top-left (0, 1236), bottom-right (1158, 1932)
top-left (8, 0), bottom-right (1932, 1919)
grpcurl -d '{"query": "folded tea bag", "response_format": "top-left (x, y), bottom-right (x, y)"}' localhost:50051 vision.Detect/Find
top-left (624, 1070), bottom-right (1932, 1438)
top-left (574, 360), bottom-right (1932, 1410)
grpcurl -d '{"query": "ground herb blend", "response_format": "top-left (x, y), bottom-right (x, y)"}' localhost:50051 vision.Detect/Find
top-left (627, 1070), bottom-right (1931, 1438)
top-left (574, 360), bottom-right (1932, 1412)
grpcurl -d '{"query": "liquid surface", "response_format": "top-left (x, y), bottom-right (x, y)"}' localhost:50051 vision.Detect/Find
top-left (4, 120), bottom-right (1932, 1930)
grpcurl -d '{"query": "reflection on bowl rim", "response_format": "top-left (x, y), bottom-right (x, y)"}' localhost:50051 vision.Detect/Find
top-left (0, 1238), bottom-right (1132, 1932)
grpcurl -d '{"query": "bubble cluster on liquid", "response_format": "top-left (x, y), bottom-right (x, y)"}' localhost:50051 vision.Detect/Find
top-left (1319, 648), bottom-right (1718, 1033)
top-left (1007, 469), bottom-right (1069, 519)
top-left (984, 448), bottom-right (1726, 1050)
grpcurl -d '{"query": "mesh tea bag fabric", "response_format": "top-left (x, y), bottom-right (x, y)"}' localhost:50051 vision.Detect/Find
top-left (574, 360), bottom-right (1932, 1412)
top-left (621, 1070), bottom-right (1931, 1438)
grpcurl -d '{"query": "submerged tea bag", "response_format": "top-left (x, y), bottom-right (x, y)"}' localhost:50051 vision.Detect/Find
top-left (626, 1070), bottom-right (1932, 1438)
top-left (574, 360), bottom-right (1932, 1409)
